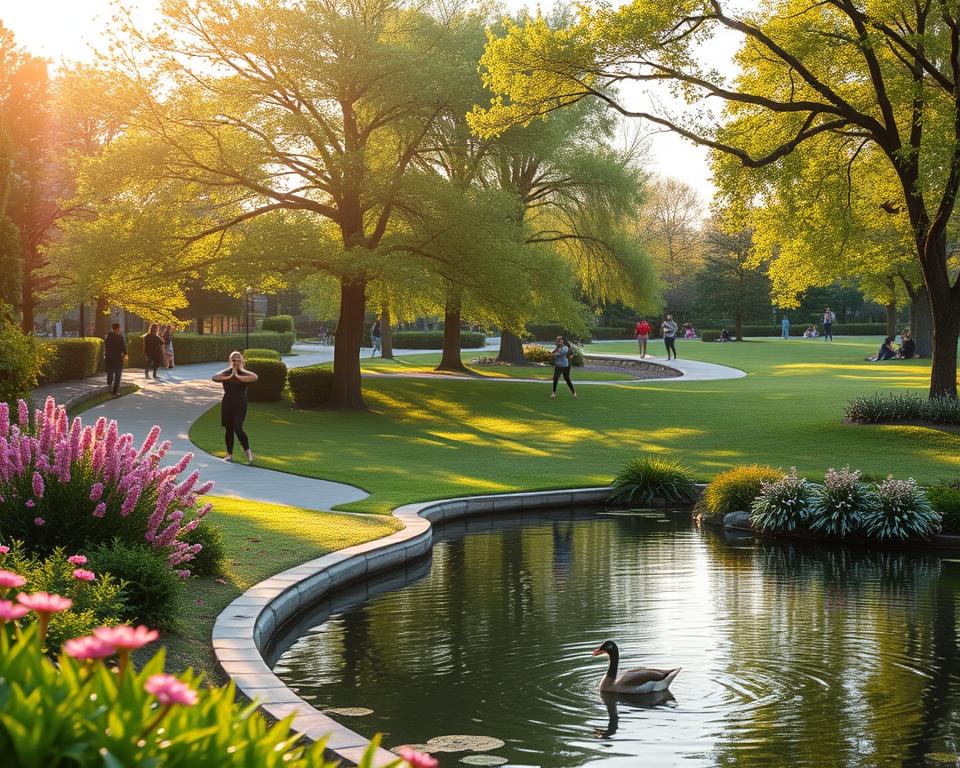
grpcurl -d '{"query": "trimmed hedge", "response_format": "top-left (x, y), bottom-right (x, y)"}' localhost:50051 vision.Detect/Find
top-left (701, 330), bottom-right (720, 342)
top-left (243, 348), bottom-right (281, 360)
top-left (287, 365), bottom-right (335, 408)
top-left (38, 338), bottom-right (104, 385)
top-left (245, 358), bottom-right (287, 401)
top-left (592, 326), bottom-right (629, 340)
top-left (126, 331), bottom-right (294, 368)
top-left (927, 484), bottom-right (960, 534)
top-left (527, 323), bottom-right (582, 342)
top-left (261, 314), bottom-right (295, 334)
top-left (844, 392), bottom-right (960, 425)
top-left (391, 331), bottom-right (485, 349)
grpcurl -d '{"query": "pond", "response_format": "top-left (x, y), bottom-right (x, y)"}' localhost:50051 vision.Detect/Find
top-left (272, 509), bottom-right (960, 767)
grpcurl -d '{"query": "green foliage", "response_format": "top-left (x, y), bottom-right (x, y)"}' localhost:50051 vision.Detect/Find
top-left (244, 359), bottom-right (287, 402)
top-left (808, 467), bottom-right (876, 538)
top-left (926, 484), bottom-right (960, 535)
top-left (126, 332), bottom-right (294, 368)
top-left (0, 217), bottom-right (20, 309)
top-left (749, 471), bottom-right (811, 533)
top-left (260, 315), bottom-right (295, 334)
top-left (844, 393), bottom-right (960, 425)
top-left (287, 365), bottom-right (335, 409)
top-left (523, 344), bottom-right (553, 364)
top-left (391, 331), bottom-right (485, 349)
top-left (180, 523), bottom-right (226, 577)
top-left (527, 323), bottom-right (585, 342)
top-left (701, 330), bottom-right (721, 342)
top-left (592, 326), bottom-right (629, 339)
top-left (0, 322), bottom-right (49, 405)
top-left (699, 465), bottom-right (785, 524)
top-left (0, 623), bottom-right (375, 768)
top-left (861, 476), bottom-right (940, 541)
top-left (38, 338), bottom-right (104, 385)
top-left (608, 457), bottom-right (697, 506)
top-left (86, 541), bottom-right (183, 629)
top-left (243, 348), bottom-right (281, 360)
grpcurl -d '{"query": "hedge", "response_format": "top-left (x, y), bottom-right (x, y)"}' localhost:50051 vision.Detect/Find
top-left (243, 348), bottom-right (281, 360)
top-left (245, 358), bottom-right (287, 401)
top-left (527, 324), bottom-right (584, 342)
top-left (126, 331), bottom-right (294, 367)
top-left (391, 331), bottom-right (485, 349)
top-left (287, 365), bottom-right (335, 408)
top-left (38, 338), bottom-right (104, 385)
top-left (592, 326), bottom-right (630, 340)
top-left (261, 315), bottom-right (295, 334)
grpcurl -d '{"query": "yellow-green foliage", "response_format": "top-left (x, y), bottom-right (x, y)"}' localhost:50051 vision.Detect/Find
top-left (699, 465), bottom-right (784, 523)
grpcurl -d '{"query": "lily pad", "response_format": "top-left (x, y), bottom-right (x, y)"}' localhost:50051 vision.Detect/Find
top-left (924, 754), bottom-right (959, 765)
top-left (426, 735), bottom-right (506, 753)
top-left (461, 756), bottom-right (508, 766)
top-left (321, 707), bottom-right (374, 717)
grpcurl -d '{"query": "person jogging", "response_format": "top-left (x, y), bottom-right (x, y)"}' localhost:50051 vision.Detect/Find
top-left (662, 314), bottom-right (679, 360)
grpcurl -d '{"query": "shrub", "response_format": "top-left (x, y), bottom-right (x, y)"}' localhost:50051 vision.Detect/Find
top-left (126, 332), bottom-right (294, 368)
top-left (844, 392), bottom-right (960, 425)
top-left (592, 326), bottom-right (629, 340)
top-left (926, 483), bottom-right (960, 534)
top-left (0, 397), bottom-right (212, 575)
top-left (243, 348), bottom-right (281, 360)
top-left (523, 344), bottom-right (553, 364)
top-left (287, 365), bottom-right (335, 408)
top-left (608, 457), bottom-right (697, 506)
top-left (244, 359), bottom-right (287, 402)
top-left (749, 470), bottom-right (812, 532)
top-left (260, 314), bottom-right (295, 334)
top-left (860, 476), bottom-right (940, 541)
top-left (808, 467), bottom-right (876, 538)
top-left (390, 330), bottom-right (485, 349)
top-left (38, 338), bottom-right (104, 385)
top-left (526, 323), bottom-right (581, 341)
top-left (86, 541), bottom-right (183, 629)
top-left (0, 621), bottom-right (378, 768)
top-left (0, 322), bottom-right (49, 406)
top-left (181, 522), bottom-right (226, 577)
top-left (699, 465), bottom-right (785, 523)
top-left (700, 330), bottom-right (721, 342)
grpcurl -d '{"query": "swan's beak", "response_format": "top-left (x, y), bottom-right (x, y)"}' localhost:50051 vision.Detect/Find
top-left (592, 648), bottom-right (604, 656)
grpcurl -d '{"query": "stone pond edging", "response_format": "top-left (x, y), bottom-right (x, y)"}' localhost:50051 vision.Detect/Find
top-left (212, 486), bottom-right (612, 767)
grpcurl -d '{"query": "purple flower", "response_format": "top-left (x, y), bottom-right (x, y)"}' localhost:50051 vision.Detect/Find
top-left (17, 400), bottom-right (28, 427)
top-left (31, 472), bottom-right (44, 500)
top-left (93, 503), bottom-right (106, 518)
top-left (89, 483), bottom-right (104, 502)
top-left (26, 500), bottom-right (35, 509)
top-left (33, 517), bottom-right (44, 526)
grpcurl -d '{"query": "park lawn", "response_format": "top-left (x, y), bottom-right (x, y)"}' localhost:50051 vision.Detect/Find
top-left (189, 337), bottom-right (960, 516)
top-left (161, 495), bottom-right (401, 677)
top-left (359, 352), bottom-right (633, 381)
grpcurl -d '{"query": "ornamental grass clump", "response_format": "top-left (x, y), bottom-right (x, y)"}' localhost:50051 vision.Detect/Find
top-left (749, 470), bottom-right (811, 533)
top-left (697, 465), bottom-right (784, 524)
top-left (861, 476), bottom-right (940, 541)
top-left (0, 397), bottom-right (213, 575)
top-left (808, 467), bottom-right (876, 538)
top-left (608, 457), bottom-right (697, 506)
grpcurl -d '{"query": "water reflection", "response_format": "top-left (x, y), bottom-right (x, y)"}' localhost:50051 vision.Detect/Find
top-left (274, 510), bottom-right (960, 767)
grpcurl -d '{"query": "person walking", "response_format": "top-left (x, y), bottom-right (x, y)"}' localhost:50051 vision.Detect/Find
top-left (370, 319), bottom-right (382, 357)
top-left (781, 315), bottom-right (790, 339)
top-left (662, 314), bottom-right (679, 360)
top-left (104, 322), bottom-right (127, 397)
top-left (213, 351), bottom-right (259, 464)
top-left (142, 323), bottom-right (165, 379)
top-left (822, 307), bottom-right (835, 341)
top-left (550, 335), bottom-right (577, 398)
top-left (635, 317), bottom-right (651, 358)
top-left (162, 325), bottom-right (175, 369)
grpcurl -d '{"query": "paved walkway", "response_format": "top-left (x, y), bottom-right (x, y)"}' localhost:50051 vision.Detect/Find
top-left (32, 341), bottom-right (745, 512)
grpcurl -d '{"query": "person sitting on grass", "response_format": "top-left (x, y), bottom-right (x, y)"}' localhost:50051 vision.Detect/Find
top-left (683, 322), bottom-right (697, 339)
top-left (803, 325), bottom-right (819, 338)
top-left (898, 331), bottom-right (916, 359)
top-left (867, 337), bottom-right (897, 362)
top-left (718, 328), bottom-right (732, 342)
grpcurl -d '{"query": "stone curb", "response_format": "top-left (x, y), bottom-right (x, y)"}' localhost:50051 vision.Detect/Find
top-left (213, 486), bottom-right (612, 767)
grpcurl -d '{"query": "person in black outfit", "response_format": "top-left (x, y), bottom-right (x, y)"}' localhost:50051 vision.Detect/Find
top-left (898, 331), bottom-right (916, 359)
top-left (550, 335), bottom-right (577, 398)
top-left (142, 323), bottom-right (165, 379)
top-left (213, 351), bottom-right (259, 464)
top-left (104, 322), bottom-right (127, 396)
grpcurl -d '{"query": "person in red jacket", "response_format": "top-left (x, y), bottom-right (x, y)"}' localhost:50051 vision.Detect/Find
top-left (635, 317), bottom-right (651, 358)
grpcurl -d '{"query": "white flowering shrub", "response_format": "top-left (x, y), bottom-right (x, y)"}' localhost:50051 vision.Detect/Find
top-left (750, 470), bottom-right (811, 532)
top-left (861, 476), bottom-right (940, 541)
top-left (808, 467), bottom-right (876, 538)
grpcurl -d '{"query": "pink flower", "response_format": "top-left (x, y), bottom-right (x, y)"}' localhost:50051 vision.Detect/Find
top-left (93, 502), bottom-right (106, 518)
top-left (31, 472), bottom-right (44, 499)
top-left (63, 635), bottom-right (115, 660)
top-left (0, 570), bottom-right (26, 589)
top-left (33, 516), bottom-right (43, 525)
top-left (0, 600), bottom-right (29, 622)
top-left (17, 400), bottom-right (28, 427)
top-left (144, 674), bottom-right (198, 707)
top-left (67, 555), bottom-right (87, 565)
top-left (94, 624), bottom-right (159, 651)
top-left (215, 578), bottom-right (227, 585)
top-left (177, 570), bottom-right (192, 580)
top-left (72, 569), bottom-right (96, 582)
top-left (0, 546), bottom-right (9, 555)
top-left (89, 483), bottom-right (104, 502)
top-left (396, 747), bottom-right (439, 768)
top-left (17, 592), bottom-right (73, 614)
top-left (26, 500), bottom-right (35, 509)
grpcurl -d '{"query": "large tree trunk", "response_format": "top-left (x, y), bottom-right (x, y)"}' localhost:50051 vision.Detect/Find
top-left (93, 296), bottom-right (109, 337)
top-left (910, 287), bottom-right (933, 358)
top-left (929, 300), bottom-right (959, 398)
top-left (326, 277), bottom-right (366, 410)
top-left (196, 316), bottom-right (205, 334)
top-left (380, 302), bottom-right (393, 359)
top-left (497, 330), bottom-right (527, 364)
top-left (436, 291), bottom-right (467, 373)
top-left (885, 302), bottom-right (897, 338)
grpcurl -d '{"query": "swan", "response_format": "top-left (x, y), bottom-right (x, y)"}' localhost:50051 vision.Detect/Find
top-left (592, 640), bottom-right (681, 694)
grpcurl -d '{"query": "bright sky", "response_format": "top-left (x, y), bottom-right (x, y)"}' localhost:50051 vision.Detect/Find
top-left (1, 0), bottom-right (744, 207)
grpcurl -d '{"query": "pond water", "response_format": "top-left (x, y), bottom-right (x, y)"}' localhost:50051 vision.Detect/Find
top-left (272, 509), bottom-right (960, 767)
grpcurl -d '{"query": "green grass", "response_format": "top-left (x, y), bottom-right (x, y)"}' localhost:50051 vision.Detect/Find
top-left (190, 337), bottom-right (960, 515)
top-left (359, 352), bottom-right (632, 380)
top-left (160, 496), bottom-right (400, 677)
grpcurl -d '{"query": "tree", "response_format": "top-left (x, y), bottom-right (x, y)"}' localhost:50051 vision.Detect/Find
top-left (0, 129), bottom-right (20, 312)
top-left (471, 1), bottom-right (960, 397)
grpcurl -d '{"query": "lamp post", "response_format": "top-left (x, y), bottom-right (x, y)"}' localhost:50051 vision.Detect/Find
top-left (244, 287), bottom-right (252, 351)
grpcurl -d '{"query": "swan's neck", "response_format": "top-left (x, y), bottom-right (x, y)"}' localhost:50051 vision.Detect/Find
top-left (605, 648), bottom-right (619, 680)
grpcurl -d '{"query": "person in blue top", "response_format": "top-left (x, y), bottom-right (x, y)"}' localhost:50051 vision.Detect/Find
top-left (550, 335), bottom-right (577, 398)
top-left (781, 315), bottom-right (790, 339)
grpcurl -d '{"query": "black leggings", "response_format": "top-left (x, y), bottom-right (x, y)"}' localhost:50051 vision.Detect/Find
top-left (664, 336), bottom-right (677, 358)
top-left (553, 365), bottom-right (575, 393)
top-left (224, 420), bottom-right (250, 454)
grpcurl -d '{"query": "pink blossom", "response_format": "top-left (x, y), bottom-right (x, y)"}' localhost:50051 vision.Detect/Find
top-left (138, 425), bottom-right (161, 457)
top-left (67, 554), bottom-right (87, 565)
top-left (215, 578), bottom-right (227, 585)
top-left (63, 635), bottom-right (115, 660)
top-left (26, 500), bottom-right (35, 510)
top-left (72, 569), bottom-right (96, 582)
top-left (93, 502), bottom-right (106, 518)
top-left (0, 570), bottom-right (26, 589)
top-left (0, 546), bottom-right (9, 555)
top-left (0, 402), bottom-right (8, 437)
top-left (31, 471), bottom-right (44, 499)
top-left (33, 516), bottom-right (44, 525)
top-left (144, 674), bottom-right (198, 707)
top-left (396, 747), bottom-right (439, 768)
top-left (0, 600), bottom-right (29, 622)
top-left (175, 570), bottom-right (192, 580)
top-left (17, 592), bottom-right (73, 614)
top-left (89, 483), bottom-right (104, 502)
top-left (17, 399), bottom-right (28, 427)
top-left (94, 624), bottom-right (159, 651)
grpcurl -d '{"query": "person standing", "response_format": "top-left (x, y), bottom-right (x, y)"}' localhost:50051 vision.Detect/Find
top-left (662, 314), bottom-right (679, 360)
top-left (550, 335), bottom-right (577, 398)
top-left (635, 317), bottom-right (651, 358)
top-left (162, 325), bottom-right (176, 369)
top-left (213, 351), bottom-right (259, 464)
top-left (142, 323), bottom-right (165, 379)
top-left (822, 307), bottom-right (835, 341)
top-left (370, 319), bottom-right (382, 357)
top-left (104, 322), bottom-right (127, 397)
top-left (781, 315), bottom-right (790, 339)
